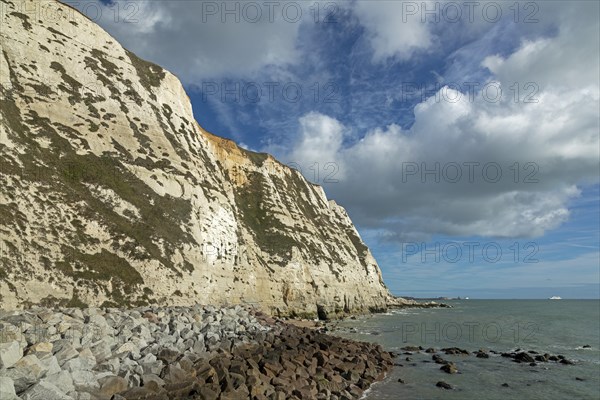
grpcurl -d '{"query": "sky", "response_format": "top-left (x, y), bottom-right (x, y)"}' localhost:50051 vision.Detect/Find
top-left (71, 0), bottom-right (599, 299)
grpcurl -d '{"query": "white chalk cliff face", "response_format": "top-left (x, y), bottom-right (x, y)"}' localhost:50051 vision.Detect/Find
top-left (0, 0), bottom-right (392, 316)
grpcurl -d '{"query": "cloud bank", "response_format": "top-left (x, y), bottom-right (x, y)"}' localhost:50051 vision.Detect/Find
top-left (70, 1), bottom-right (599, 244)
top-left (284, 3), bottom-right (599, 240)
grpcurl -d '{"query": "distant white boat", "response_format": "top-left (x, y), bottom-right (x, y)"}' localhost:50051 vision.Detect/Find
top-left (549, 296), bottom-right (562, 300)
top-left (464, 297), bottom-right (469, 300)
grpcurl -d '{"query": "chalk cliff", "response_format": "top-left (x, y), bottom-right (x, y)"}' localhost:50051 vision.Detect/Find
top-left (0, 0), bottom-right (393, 317)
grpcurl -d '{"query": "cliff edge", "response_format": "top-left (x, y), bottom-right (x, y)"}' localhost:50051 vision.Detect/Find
top-left (0, 0), bottom-right (393, 317)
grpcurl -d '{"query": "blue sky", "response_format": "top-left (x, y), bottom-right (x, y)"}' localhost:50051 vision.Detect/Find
top-left (84, 1), bottom-right (599, 298)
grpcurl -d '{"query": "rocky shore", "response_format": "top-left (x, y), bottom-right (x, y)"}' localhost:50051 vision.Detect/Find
top-left (375, 344), bottom-right (581, 392)
top-left (0, 306), bottom-right (393, 399)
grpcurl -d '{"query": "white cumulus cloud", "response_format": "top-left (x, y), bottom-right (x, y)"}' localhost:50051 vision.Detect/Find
top-left (282, 2), bottom-right (599, 240)
top-left (71, 0), bottom-right (306, 82)
top-left (351, 0), bottom-right (433, 62)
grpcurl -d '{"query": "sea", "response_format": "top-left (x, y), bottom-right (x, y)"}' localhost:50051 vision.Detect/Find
top-left (330, 300), bottom-right (600, 400)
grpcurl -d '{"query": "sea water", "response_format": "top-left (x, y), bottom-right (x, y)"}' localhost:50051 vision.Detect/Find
top-left (331, 300), bottom-right (600, 399)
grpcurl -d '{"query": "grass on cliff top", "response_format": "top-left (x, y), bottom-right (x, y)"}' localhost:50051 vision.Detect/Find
top-left (240, 147), bottom-right (269, 166)
top-left (125, 49), bottom-right (165, 99)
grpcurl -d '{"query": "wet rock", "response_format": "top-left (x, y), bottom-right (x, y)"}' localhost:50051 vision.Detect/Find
top-left (157, 348), bottom-right (180, 365)
top-left (401, 346), bottom-right (420, 352)
top-left (436, 381), bottom-right (453, 389)
top-left (142, 374), bottom-right (165, 388)
top-left (559, 359), bottom-right (574, 365)
top-left (99, 376), bottom-right (128, 397)
top-left (195, 361), bottom-right (218, 382)
top-left (432, 354), bottom-right (446, 364)
top-left (198, 387), bottom-right (219, 400)
top-left (440, 362), bottom-right (458, 374)
top-left (120, 386), bottom-right (168, 399)
top-left (514, 352), bottom-right (535, 363)
top-left (162, 364), bottom-right (195, 384)
top-left (501, 383), bottom-right (510, 387)
top-left (441, 347), bottom-right (469, 355)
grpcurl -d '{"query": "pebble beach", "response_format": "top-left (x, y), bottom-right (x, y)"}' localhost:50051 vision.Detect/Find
top-left (0, 305), bottom-right (393, 399)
